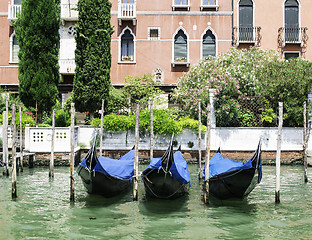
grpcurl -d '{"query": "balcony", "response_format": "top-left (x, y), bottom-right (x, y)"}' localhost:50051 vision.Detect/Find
top-left (60, 2), bottom-right (78, 23)
top-left (8, 1), bottom-right (21, 24)
top-left (233, 26), bottom-right (262, 47)
top-left (200, 0), bottom-right (218, 11)
top-left (278, 27), bottom-right (308, 48)
top-left (172, 0), bottom-right (190, 11)
top-left (118, 0), bottom-right (136, 26)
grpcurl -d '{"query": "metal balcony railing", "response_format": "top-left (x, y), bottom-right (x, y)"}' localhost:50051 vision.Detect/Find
top-left (278, 27), bottom-right (308, 49)
top-left (8, 1), bottom-right (21, 22)
top-left (233, 26), bottom-right (262, 46)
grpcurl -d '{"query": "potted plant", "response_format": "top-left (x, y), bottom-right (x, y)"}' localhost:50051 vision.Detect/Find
top-left (176, 56), bottom-right (186, 62)
top-left (122, 55), bottom-right (132, 61)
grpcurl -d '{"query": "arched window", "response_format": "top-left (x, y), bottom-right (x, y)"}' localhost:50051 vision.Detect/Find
top-left (10, 34), bottom-right (19, 63)
top-left (239, 0), bottom-right (253, 41)
top-left (121, 29), bottom-right (134, 61)
top-left (174, 29), bottom-right (187, 62)
top-left (285, 0), bottom-right (299, 42)
top-left (202, 30), bottom-right (216, 58)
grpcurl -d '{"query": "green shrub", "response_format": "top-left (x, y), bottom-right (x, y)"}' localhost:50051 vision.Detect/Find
top-left (0, 111), bottom-right (35, 128)
top-left (0, 137), bottom-right (2, 148)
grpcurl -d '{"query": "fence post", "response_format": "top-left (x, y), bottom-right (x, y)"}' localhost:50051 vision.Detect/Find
top-left (209, 89), bottom-right (216, 128)
top-left (2, 111), bottom-right (9, 176)
top-left (100, 99), bottom-right (104, 156)
top-left (19, 106), bottom-right (23, 172)
top-left (49, 109), bottom-right (56, 178)
top-left (133, 102), bottom-right (140, 201)
top-left (303, 102), bottom-right (308, 183)
top-left (275, 102), bottom-right (283, 204)
top-left (150, 100), bottom-right (154, 161)
top-left (204, 103), bottom-right (211, 204)
top-left (12, 103), bottom-right (17, 198)
top-left (198, 100), bottom-right (202, 179)
top-left (70, 103), bottom-right (75, 202)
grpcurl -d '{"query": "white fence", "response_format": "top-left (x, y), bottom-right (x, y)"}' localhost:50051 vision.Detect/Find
top-left (0, 125), bottom-right (308, 154)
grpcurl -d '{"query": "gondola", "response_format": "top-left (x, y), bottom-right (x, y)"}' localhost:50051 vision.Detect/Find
top-left (142, 140), bottom-right (191, 199)
top-left (203, 141), bottom-right (262, 200)
top-left (77, 138), bottom-right (135, 197)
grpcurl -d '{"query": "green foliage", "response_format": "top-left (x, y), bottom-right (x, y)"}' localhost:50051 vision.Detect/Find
top-left (90, 108), bottom-right (206, 135)
top-left (174, 47), bottom-right (312, 127)
top-left (0, 111), bottom-right (35, 129)
top-left (261, 108), bottom-right (277, 126)
top-left (106, 86), bottom-right (129, 114)
top-left (0, 137), bottom-right (2, 148)
top-left (41, 99), bottom-right (72, 127)
top-left (123, 73), bottom-right (164, 104)
top-left (15, 0), bottom-right (60, 113)
top-left (73, 0), bottom-right (113, 114)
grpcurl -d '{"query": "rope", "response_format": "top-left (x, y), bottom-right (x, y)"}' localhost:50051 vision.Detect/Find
top-left (69, 172), bottom-right (78, 178)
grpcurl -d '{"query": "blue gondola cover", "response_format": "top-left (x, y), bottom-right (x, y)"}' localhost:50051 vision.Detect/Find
top-left (202, 152), bottom-right (262, 181)
top-left (80, 150), bottom-right (135, 180)
top-left (144, 151), bottom-right (191, 186)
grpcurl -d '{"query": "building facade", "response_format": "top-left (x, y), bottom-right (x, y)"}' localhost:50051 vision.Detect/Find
top-left (0, 0), bottom-right (310, 99)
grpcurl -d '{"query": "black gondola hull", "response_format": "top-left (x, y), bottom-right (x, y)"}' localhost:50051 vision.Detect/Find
top-left (142, 169), bottom-right (189, 199)
top-left (77, 165), bottom-right (132, 197)
top-left (208, 168), bottom-right (259, 200)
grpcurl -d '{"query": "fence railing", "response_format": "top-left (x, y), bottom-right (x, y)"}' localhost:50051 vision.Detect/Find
top-left (233, 26), bottom-right (262, 46)
top-left (278, 27), bottom-right (308, 47)
top-left (8, 2), bottom-right (21, 21)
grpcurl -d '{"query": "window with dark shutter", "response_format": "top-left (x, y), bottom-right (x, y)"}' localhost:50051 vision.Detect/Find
top-left (239, 0), bottom-right (253, 41)
top-left (174, 30), bottom-right (187, 61)
top-left (202, 30), bottom-right (216, 58)
top-left (285, 0), bottom-right (299, 42)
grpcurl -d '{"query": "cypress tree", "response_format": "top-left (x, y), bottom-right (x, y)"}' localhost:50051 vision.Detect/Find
top-left (73, 0), bottom-right (113, 114)
top-left (15, 0), bottom-right (60, 115)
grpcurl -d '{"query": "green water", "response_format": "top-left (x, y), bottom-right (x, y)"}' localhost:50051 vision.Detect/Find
top-left (0, 165), bottom-right (311, 240)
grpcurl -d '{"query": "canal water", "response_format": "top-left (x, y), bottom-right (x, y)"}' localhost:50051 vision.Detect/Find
top-left (0, 164), bottom-right (311, 239)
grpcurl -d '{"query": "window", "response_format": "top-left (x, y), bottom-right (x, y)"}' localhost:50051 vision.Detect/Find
top-left (202, 0), bottom-right (216, 5)
top-left (10, 34), bottom-right (19, 63)
top-left (239, 0), bottom-right (254, 41)
top-left (284, 52), bottom-right (300, 60)
top-left (121, 29), bottom-right (134, 61)
top-left (148, 27), bottom-right (160, 40)
top-left (174, 29), bottom-right (187, 62)
top-left (122, 0), bottom-right (134, 3)
top-left (175, 0), bottom-right (188, 5)
top-left (202, 30), bottom-right (216, 58)
top-left (153, 68), bottom-right (163, 83)
top-left (285, 0), bottom-right (299, 42)
top-left (14, 0), bottom-right (21, 4)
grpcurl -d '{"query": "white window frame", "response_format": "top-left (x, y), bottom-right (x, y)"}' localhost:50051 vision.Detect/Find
top-left (237, 0), bottom-right (255, 44)
top-left (148, 27), bottom-right (160, 41)
top-left (200, 0), bottom-right (219, 11)
top-left (200, 27), bottom-right (218, 60)
top-left (9, 31), bottom-right (19, 64)
top-left (283, 0), bottom-right (301, 44)
top-left (283, 51), bottom-right (301, 60)
top-left (172, 0), bottom-right (190, 11)
top-left (118, 26), bottom-right (136, 64)
top-left (172, 27), bottom-right (190, 67)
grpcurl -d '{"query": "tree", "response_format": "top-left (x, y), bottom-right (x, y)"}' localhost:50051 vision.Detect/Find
top-left (15, 0), bottom-right (60, 118)
top-left (73, 0), bottom-right (113, 115)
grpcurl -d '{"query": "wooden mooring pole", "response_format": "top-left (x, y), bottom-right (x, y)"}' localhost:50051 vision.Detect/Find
top-left (100, 99), bottom-right (104, 156)
top-left (303, 102), bottom-right (309, 183)
top-left (275, 102), bottom-right (283, 204)
top-left (2, 110), bottom-right (9, 176)
top-left (19, 106), bottom-right (23, 172)
top-left (49, 109), bottom-right (56, 178)
top-left (133, 102), bottom-right (140, 201)
top-left (198, 100), bottom-right (202, 179)
top-left (12, 103), bottom-right (17, 198)
top-left (204, 103), bottom-right (211, 204)
top-left (150, 100), bottom-right (154, 161)
top-left (70, 103), bottom-right (75, 202)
